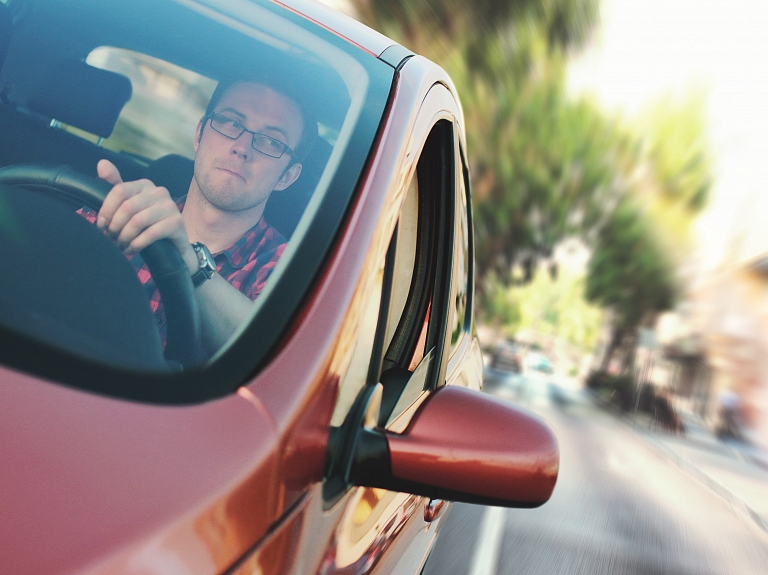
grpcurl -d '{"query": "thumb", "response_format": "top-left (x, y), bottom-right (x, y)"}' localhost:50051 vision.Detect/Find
top-left (97, 159), bottom-right (123, 186)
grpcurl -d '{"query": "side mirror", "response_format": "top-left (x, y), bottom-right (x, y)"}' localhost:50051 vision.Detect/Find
top-left (351, 386), bottom-right (559, 508)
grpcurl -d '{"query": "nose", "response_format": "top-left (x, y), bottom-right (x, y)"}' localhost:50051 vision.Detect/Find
top-left (229, 131), bottom-right (251, 160)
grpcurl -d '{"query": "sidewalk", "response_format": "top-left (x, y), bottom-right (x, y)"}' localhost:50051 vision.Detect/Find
top-left (589, 391), bottom-right (768, 536)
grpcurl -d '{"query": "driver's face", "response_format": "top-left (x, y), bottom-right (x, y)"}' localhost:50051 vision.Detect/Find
top-left (191, 82), bottom-right (303, 213)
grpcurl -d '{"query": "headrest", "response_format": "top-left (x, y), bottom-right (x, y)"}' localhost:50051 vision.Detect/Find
top-left (27, 60), bottom-right (132, 138)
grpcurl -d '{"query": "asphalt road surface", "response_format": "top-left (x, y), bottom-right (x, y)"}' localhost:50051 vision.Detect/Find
top-left (422, 371), bottom-right (768, 575)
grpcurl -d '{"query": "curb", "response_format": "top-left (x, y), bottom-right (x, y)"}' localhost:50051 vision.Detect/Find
top-left (586, 390), bottom-right (768, 536)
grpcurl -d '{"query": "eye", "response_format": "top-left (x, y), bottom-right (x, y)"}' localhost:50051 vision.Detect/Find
top-left (213, 114), bottom-right (242, 131)
top-left (222, 117), bottom-right (242, 130)
top-left (255, 134), bottom-right (284, 151)
top-left (266, 137), bottom-right (283, 151)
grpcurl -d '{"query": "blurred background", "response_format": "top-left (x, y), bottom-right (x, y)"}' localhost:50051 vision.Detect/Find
top-left (325, 0), bottom-right (768, 573)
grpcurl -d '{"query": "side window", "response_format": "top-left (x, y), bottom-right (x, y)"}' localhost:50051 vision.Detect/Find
top-left (327, 120), bottom-right (456, 433)
top-left (377, 121), bottom-right (455, 416)
top-left (324, 120), bottom-right (456, 513)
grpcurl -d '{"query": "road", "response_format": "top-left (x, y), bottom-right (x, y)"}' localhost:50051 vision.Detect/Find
top-left (422, 371), bottom-right (768, 575)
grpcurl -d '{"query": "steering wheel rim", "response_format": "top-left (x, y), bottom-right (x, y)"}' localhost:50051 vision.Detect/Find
top-left (0, 164), bottom-right (202, 368)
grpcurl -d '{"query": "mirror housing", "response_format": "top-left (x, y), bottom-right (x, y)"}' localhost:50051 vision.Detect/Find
top-left (352, 386), bottom-right (559, 508)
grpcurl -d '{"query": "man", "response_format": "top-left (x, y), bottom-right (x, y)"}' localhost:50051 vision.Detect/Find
top-left (84, 77), bottom-right (311, 355)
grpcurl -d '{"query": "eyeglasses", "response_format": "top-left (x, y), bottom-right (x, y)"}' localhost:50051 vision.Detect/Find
top-left (206, 113), bottom-right (297, 160)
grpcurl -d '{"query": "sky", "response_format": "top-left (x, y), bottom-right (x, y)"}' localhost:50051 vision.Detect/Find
top-left (567, 0), bottom-right (768, 272)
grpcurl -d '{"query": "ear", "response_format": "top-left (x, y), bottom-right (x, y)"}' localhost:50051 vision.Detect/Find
top-left (274, 162), bottom-right (302, 191)
top-left (193, 119), bottom-right (204, 152)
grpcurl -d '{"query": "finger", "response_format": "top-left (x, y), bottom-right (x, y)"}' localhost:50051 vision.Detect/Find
top-left (107, 185), bottom-right (173, 239)
top-left (96, 160), bottom-right (126, 229)
top-left (123, 215), bottom-right (190, 255)
top-left (113, 197), bottom-right (182, 250)
top-left (97, 159), bottom-right (123, 186)
top-left (99, 179), bottom-right (157, 233)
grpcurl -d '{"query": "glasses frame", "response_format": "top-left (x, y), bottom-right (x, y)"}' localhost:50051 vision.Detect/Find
top-left (205, 112), bottom-right (297, 160)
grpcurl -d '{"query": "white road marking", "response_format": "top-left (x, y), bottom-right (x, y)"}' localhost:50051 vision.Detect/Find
top-left (469, 506), bottom-right (507, 575)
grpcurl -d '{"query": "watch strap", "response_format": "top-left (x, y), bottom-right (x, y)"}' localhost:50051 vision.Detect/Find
top-left (191, 268), bottom-right (211, 287)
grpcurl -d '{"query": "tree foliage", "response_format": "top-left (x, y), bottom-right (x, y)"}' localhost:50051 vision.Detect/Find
top-left (485, 265), bottom-right (603, 353)
top-left (583, 92), bottom-right (711, 369)
top-left (467, 64), bottom-right (630, 286)
top-left (585, 200), bottom-right (676, 331)
top-left (354, 0), bottom-right (599, 58)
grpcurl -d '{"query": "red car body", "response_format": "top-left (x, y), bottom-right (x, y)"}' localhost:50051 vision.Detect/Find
top-left (0, 0), bottom-right (559, 573)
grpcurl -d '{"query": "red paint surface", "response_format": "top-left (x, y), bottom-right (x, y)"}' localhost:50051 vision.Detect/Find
top-left (388, 386), bottom-right (559, 505)
top-left (0, 369), bottom-right (279, 574)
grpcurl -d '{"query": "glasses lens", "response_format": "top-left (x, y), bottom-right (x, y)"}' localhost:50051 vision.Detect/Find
top-left (252, 134), bottom-right (285, 158)
top-left (210, 115), bottom-right (243, 139)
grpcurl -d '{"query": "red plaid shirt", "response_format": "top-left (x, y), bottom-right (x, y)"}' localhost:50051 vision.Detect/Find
top-left (79, 197), bottom-right (286, 344)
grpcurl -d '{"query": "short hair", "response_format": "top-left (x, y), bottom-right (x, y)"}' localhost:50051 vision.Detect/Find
top-left (203, 73), bottom-right (317, 162)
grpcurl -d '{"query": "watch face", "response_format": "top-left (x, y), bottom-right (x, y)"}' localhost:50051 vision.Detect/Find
top-left (194, 243), bottom-right (215, 277)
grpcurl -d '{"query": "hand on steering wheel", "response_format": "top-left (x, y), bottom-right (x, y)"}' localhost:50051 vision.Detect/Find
top-left (0, 163), bottom-right (203, 368)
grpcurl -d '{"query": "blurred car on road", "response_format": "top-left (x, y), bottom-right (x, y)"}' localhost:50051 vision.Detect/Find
top-left (525, 351), bottom-right (554, 374)
top-left (490, 342), bottom-right (523, 373)
top-left (0, 0), bottom-right (559, 573)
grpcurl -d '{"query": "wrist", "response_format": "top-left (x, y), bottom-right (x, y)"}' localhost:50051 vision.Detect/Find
top-left (181, 244), bottom-right (199, 275)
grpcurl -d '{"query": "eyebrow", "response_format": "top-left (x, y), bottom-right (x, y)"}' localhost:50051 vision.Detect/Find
top-left (216, 107), bottom-right (290, 140)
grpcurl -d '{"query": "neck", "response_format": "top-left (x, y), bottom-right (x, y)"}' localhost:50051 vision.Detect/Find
top-left (182, 185), bottom-right (266, 253)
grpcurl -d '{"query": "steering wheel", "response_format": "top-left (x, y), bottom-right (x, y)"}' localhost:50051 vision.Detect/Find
top-left (0, 164), bottom-right (202, 368)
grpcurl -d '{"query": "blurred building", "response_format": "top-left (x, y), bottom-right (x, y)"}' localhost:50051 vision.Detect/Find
top-left (659, 210), bottom-right (768, 449)
top-left (655, 311), bottom-right (711, 417)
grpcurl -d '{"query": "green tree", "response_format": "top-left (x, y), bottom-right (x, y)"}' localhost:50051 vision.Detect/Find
top-left (353, 0), bottom-right (599, 59)
top-left (632, 91), bottom-right (712, 259)
top-left (585, 92), bottom-right (711, 371)
top-left (493, 264), bottom-right (603, 352)
top-left (585, 200), bottom-right (676, 370)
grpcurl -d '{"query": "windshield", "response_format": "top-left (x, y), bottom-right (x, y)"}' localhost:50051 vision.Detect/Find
top-left (0, 0), bottom-right (393, 400)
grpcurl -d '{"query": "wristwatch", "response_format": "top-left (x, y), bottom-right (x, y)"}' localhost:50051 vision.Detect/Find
top-left (191, 242), bottom-right (216, 287)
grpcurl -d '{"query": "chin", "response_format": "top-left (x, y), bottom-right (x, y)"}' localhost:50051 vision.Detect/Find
top-left (205, 190), bottom-right (266, 214)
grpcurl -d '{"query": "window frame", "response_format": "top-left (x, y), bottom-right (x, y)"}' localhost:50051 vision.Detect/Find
top-left (448, 145), bottom-right (474, 357)
top-left (324, 117), bottom-right (458, 505)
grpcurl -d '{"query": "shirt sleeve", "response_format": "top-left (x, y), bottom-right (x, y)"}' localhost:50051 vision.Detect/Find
top-left (77, 207), bottom-right (99, 224)
top-left (242, 241), bottom-right (287, 300)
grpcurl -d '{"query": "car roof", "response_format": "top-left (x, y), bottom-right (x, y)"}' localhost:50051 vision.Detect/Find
top-left (260, 0), bottom-right (398, 57)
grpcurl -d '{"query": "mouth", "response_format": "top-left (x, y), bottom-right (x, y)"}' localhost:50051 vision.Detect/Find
top-left (217, 167), bottom-right (246, 182)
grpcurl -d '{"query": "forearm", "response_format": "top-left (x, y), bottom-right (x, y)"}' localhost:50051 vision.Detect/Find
top-left (180, 246), bottom-right (254, 355)
top-left (193, 274), bottom-right (255, 354)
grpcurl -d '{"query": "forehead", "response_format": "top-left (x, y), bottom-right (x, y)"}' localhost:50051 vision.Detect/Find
top-left (216, 82), bottom-right (304, 143)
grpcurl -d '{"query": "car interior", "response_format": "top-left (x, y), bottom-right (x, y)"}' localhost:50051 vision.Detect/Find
top-left (0, 0), bottom-right (367, 377)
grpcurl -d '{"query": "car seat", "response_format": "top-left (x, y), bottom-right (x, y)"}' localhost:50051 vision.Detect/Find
top-left (0, 58), bottom-right (143, 181)
top-left (27, 59), bottom-right (132, 140)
